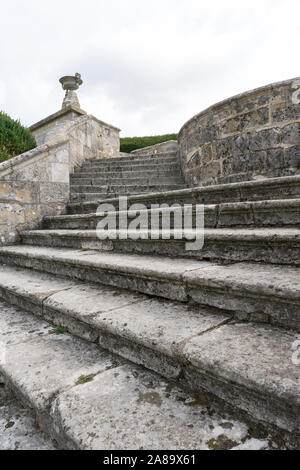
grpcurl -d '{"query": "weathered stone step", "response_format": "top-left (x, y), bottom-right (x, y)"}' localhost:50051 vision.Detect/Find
top-left (70, 176), bottom-right (184, 186)
top-left (0, 377), bottom-right (56, 450)
top-left (20, 228), bottom-right (300, 266)
top-left (0, 270), bottom-right (298, 448)
top-left (70, 193), bottom-right (116, 202)
top-left (79, 152), bottom-right (179, 166)
top-left (77, 156), bottom-right (179, 165)
top-left (0, 245), bottom-right (299, 331)
top-left (1, 301), bottom-right (262, 450)
top-left (70, 184), bottom-right (186, 194)
top-left (72, 169), bottom-right (181, 179)
top-left (75, 163), bottom-right (182, 173)
top-left (86, 150), bottom-right (179, 161)
top-left (44, 199), bottom-right (300, 230)
top-left (67, 175), bottom-right (300, 215)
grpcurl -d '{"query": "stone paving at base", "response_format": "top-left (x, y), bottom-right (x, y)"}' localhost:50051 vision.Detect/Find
top-left (0, 297), bottom-right (284, 450)
top-left (0, 380), bottom-right (282, 450)
top-left (0, 383), bottom-right (56, 450)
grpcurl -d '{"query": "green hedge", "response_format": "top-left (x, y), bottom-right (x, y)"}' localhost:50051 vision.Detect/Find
top-left (0, 111), bottom-right (36, 163)
top-left (120, 133), bottom-right (177, 154)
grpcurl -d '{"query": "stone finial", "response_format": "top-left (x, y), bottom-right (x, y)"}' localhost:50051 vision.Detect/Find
top-left (59, 73), bottom-right (83, 109)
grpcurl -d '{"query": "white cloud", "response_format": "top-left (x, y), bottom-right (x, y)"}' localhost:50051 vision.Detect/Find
top-left (0, 0), bottom-right (299, 136)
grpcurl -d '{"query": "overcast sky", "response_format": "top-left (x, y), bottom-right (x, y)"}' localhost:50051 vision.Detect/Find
top-left (0, 0), bottom-right (299, 137)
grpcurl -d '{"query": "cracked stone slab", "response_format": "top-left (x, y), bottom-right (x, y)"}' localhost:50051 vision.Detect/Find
top-left (0, 300), bottom-right (275, 450)
top-left (50, 363), bottom-right (263, 450)
top-left (43, 281), bottom-right (148, 342)
top-left (44, 282), bottom-right (147, 321)
top-left (185, 262), bottom-right (300, 330)
top-left (0, 300), bottom-right (123, 437)
top-left (182, 322), bottom-right (300, 435)
top-left (91, 299), bottom-right (230, 377)
top-left (0, 264), bottom-right (229, 378)
top-left (0, 264), bottom-right (147, 340)
top-left (0, 264), bottom-right (76, 316)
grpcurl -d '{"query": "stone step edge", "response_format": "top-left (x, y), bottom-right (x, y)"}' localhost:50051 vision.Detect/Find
top-left (77, 163), bottom-right (182, 172)
top-left (45, 198), bottom-right (300, 225)
top-left (79, 157), bottom-right (180, 166)
top-left (0, 265), bottom-right (298, 444)
top-left (72, 170), bottom-right (181, 177)
top-left (21, 228), bottom-right (300, 242)
top-left (83, 151), bottom-right (178, 164)
top-left (70, 184), bottom-right (186, 190)
top-left (0, 246), bottom-right (299, 331)
top-left (20, 228), bottom-right (300, 270)
top-left (70, 175), bottom-right (183, 181)
top-left (0, 298), bottom-right (246, 450)
top-left (69, 190), bottom-right (188, 200)
top-left (70, 179), bottom-right (184, 186)
top-left (69, 191), bottom-right (188, 200)
top-left (67, 175), bottom-right (300, 211)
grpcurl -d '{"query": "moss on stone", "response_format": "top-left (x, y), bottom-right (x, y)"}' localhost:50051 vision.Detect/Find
top-left (49, 326), bottom-right (69, 335)
top-left (75, 373), bottom-right (97, 386)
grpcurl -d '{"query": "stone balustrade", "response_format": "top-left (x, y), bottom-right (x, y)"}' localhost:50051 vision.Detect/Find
top-left (0, 112), bottom-right (120, 245)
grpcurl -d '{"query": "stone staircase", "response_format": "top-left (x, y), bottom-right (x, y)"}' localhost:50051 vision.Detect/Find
top-left (0, 151), bottom-right (299, 449)
top-left (70, 151), bottom-right (187, 202)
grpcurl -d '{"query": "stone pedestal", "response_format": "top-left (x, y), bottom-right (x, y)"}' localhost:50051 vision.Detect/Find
top-left (30, 105), bottom-right (87, 146)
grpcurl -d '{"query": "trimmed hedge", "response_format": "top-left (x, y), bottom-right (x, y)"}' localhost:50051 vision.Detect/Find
top-left (0, 111), bottom-right (36, 163)
top-left (120, 133), bottom-right (177, 154)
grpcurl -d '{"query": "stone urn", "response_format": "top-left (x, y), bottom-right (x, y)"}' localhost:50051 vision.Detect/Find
top-left (59, 73), bottom-right (83, 109)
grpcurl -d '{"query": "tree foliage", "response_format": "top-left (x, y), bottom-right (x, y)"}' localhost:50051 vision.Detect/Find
top-left (120, 133), bottom-right (177, 153)
top-left (0, 111), bottom-right (36, 163)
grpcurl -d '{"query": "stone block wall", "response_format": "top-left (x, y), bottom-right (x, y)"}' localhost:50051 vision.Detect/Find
top-left (67, 116), bottom-right (120, 164)
top-left (0, 140), bottom-right (69, 245)
top-left (30, 107), bottom-right (120, 162)
top-left (178, 77), bottom-right (300, 186)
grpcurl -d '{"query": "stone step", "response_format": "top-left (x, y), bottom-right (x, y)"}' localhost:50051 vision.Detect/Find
top-left (44, 199), bottom-right (300, 230)
top-left (85, 150), bottom-right (179, 161)
top-left (19, 228), bottom-right (300, 266)
top-left (0, 245), bottom-right (299, 331)
top-left (70, 193), bottom-right (116, 202)
top-left (0, 300), bottom-right (263, 450)
top-left (0, 268), bottom-right (298, 448)
top-left (70, 184), bottom-right (186, 195)
top-left (75, 163), bottom-right (182, 173)
top-left (72, 169), bottom-right (181, 179)
top-left (67, 175), bottom-right (300, 215)
top-left (79, 152), bottom-right (179, 166)
top-left (70, 176), bottom-right (184, 186)
top-left (0, 376), bottom-right (56, 450)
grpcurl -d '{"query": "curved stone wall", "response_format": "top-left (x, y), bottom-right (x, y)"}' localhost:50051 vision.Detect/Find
top-left (178, 77), bottom-right (300, 186)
